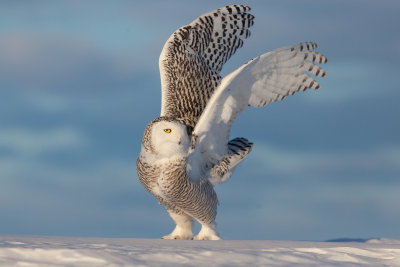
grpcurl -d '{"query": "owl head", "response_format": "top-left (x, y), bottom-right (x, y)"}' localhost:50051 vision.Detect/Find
top-left (141, 117), bottom-right (192, 158)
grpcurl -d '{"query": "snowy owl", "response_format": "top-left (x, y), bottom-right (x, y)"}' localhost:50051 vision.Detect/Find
top-left (137, 5), bottom-right (327, 240)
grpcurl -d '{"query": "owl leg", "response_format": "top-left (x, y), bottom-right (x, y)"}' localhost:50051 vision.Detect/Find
top-left (193, 221), bottom-right (221, 240)
top-left (162, 209), bottom-right (193, 240)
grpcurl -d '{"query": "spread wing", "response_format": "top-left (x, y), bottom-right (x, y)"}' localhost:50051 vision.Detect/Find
top-left (159, 5), bottom-right (254, 127)
top-left (187, 42), bottom-right (328, 181)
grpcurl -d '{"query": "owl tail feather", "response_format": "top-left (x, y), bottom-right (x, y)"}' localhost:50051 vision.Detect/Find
top-left (209, 137), bottom-right (253, 186)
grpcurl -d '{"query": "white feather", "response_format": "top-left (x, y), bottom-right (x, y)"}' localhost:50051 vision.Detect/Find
top-left (187, 43), bottom-right (327, 181)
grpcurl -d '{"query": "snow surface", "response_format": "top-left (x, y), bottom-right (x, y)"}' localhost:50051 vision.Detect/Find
top-left (0, 236), bottom-right (399, 266)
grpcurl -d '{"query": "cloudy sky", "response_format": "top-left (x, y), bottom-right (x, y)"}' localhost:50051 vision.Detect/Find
top-left (1, 0), bottom-right (399, 241)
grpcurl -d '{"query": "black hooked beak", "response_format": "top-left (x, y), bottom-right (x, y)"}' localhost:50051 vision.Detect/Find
top-left (186, 125), bottom-right (193, 136)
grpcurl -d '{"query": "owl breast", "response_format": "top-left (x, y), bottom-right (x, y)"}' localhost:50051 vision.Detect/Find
top-left (136, 155), bottom-right (187, 201)
top-left (137, 155), bottom-right (218, 224)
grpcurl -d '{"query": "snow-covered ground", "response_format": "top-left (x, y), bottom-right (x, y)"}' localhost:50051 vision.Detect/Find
top-left (0, 236), bottom-right (399, 266)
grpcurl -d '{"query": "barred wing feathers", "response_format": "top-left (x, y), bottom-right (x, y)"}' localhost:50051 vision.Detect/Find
top-left (188, 42), bottom-right (327, 181)
top-left (159, 5), bottom-right (254, 127)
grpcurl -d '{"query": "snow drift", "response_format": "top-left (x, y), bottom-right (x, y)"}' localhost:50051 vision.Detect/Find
top-left (0, 235), bottom-right (399, 266)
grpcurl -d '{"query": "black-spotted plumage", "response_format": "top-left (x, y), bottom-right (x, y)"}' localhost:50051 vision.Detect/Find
top-left (159, 5), bottom-right (254, 127)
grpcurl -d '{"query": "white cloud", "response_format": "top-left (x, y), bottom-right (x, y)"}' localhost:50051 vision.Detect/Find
top-left (302, 60), bottom-right (399, 104)
top-left (0, 33), bottom-right (143, 91)
top-left (27, 93), bottom-right (70, 112)
top-left (250, 142), bottom-right (400, 176)
top-left (0, 127), bottom-right (89, 158)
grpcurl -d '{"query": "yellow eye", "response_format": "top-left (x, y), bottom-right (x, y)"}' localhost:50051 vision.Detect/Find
top-left (163, 129), bottom-right (171, 133)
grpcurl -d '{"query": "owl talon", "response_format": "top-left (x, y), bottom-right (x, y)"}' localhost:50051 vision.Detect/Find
top-left (193, 234), bottom-right (221, 240)
top-left (162, 234), bottom-right (191, 240)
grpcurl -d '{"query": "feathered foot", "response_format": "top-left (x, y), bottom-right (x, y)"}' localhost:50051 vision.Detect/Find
top-left (193, 223), bottom-right (221, 240)
top-left (162, 210), bottom-right (193, 240)
top-left (162, 226), bottom-right (192, 240)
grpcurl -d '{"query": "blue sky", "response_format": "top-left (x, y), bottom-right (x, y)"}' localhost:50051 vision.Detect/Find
top-left (1, 0), bottom-right (399, 241)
